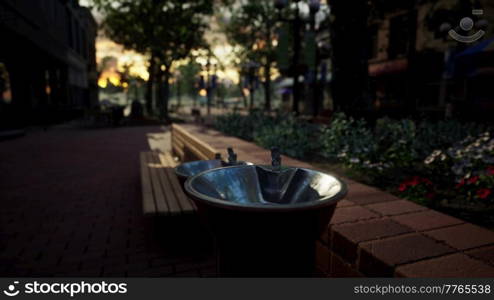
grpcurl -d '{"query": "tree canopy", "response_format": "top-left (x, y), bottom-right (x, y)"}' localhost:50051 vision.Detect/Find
top-left (220, 1), bottom-right (278, 110)
top-left (90, 0), bottom-right (215, 117)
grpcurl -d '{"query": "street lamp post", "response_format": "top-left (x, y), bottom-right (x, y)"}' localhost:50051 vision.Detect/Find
top-left (205, 58), bottom-right (212, 115)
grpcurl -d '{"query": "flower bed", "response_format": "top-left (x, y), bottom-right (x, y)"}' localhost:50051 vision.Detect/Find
top-left (213, 111), bottom-right (494, 228)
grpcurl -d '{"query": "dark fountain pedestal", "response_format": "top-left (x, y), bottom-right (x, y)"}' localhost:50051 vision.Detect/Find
top-left (196, 202), bottom-right (336, 277)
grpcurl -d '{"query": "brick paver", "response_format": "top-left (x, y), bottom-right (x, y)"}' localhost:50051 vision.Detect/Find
top-left (329, 206), bottom-right (379, 225)
top-left (395, 253), bottom-right (494, 277)
top-left (391, 210), bottom-right (464, 231)
top-left (331, 218), bottom-right (413, 263)
top-left (0, 126), bottom-right (215, 277)
top-left (358, 233), bottom-right (455, 276)
top-left (424, 223), bottom-right (494, 251)
top-left (365, 200), bottom-right (427, 216)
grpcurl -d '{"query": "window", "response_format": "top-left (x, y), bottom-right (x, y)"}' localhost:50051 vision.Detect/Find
top-left (0, 62), bottom-right (12, 104)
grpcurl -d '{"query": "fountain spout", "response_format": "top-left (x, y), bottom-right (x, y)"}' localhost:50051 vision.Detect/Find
top-left (227, 147), bottom-right (237, 164)
top-left (271, 147), bottom-right (281, 172)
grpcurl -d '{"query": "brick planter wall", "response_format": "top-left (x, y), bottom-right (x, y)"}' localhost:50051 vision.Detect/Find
top-left (316, 181), bottom-right (494, 277)
top-left (179, 124), bottom-right (494, 277)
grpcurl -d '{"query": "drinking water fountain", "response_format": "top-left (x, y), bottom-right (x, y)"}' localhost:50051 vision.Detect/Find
top-left (183, 147), bottom-right (347, 277)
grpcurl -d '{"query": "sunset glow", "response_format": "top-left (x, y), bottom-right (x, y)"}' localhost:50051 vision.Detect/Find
top-left (98, 70), bottom-right (121, 88)
top-left (96, 38), bottom-right (149, 81)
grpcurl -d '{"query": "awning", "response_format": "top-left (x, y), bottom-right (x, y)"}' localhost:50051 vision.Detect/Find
top-left (456, 37), bottom-right (494, 58)
top-left (369, 58), bottom-right (408, 76)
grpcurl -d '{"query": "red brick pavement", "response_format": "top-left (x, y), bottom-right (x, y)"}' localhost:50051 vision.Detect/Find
top-left (0, 127), bottom-right (215, 277)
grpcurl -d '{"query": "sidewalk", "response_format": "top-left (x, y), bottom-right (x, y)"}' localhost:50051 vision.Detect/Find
top-left (0, 126), bottom-right (215, 277)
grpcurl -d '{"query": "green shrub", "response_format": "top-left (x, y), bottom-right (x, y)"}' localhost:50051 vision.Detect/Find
top-left (374, 117), bottom-right (418, 169)
top-left (214, 110), bottom-right (272, 141)
top-left (253, 115), bottom-right (319, 159)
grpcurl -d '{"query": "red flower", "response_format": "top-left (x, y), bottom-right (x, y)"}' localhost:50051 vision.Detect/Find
top-left (408, 176), bottom-right (421, 186)
top-left (398, 184), bottom-right (407, 192)
top-left (426, 192), bottom-right (436, 200)
top-left (456, 179), bottom-right (465, 189)
top-left (421, 178), bottom-right (433, 185)
top-left (477, 189), bottom-right (492, 199)
top-left (467, 176), bottom-right (479, 184)
top-left (487, 166), bottom-right (494, 176)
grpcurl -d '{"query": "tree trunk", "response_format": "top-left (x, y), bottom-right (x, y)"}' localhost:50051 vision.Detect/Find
top-left (145, 54), bottom-right (156, 115)
top-left (264, 16), bottom-right (272, 112)
top-left (156, 65), bottom-right (170, 121)
top-left (163, 68), bottom-right (170, 120)
top-left (249, 87), bottom-right (254, 110)
top-left (240, 80), bottom-right (248, 109)
top-left (156, 67), bottom-right (163, 114)
top-left (264, 62), bottom-right (271, 111)
top-left (292, 11), bottom-right (302, 115)
top-left (329, 0), bottom-right (369, 114)
top-left (176, 80), bottom-right (181, 109)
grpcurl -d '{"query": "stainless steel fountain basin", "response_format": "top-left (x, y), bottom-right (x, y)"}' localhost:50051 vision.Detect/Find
top-left (184, 165), bottom-right (347, 212)
top-left (174, 159), bottom-right (252, 186)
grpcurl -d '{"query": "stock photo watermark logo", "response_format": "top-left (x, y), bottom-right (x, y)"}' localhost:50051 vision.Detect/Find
top-left (2, 281), bottom-right (127, 298)
top-left (3, 281), bottom-right (20, 297)
top-left (449, 9), bottom-right (487, 43)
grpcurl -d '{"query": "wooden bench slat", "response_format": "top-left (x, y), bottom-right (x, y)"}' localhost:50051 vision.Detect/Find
top-left (160, 152), bottom-right (197, 212)
top-left (177, 128), bottom-right (217, 158)
top-left (146, 152), bottom-right (170, 215)
top-left (172, 131), bottom-right (186, 148)
top-left (173, 130), bottom-right (211, 161)
top-left (172, 144), bottom-right (185, 161)
top-left (171, 131), bottom-right (186, 161)
top-left (140, 152), bottom-right (156, 214)
top-left (160, 151), bottom-right (197, 213)
top-left (141, 150), bottom-right (197, 217)
top-left (149, 152), bottom-right (182, 216)
top-left (160, 151), bottom-right (175, 166)
top-left (172, 132), bottom-right (187, 161)
top-left (172, 124), bottom-right (219, 160)
top-left (184, 142), bottom-right (211, 161)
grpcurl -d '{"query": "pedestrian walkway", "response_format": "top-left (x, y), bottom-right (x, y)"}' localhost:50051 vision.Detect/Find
top-left (0, 126), bottom-right (215, 277)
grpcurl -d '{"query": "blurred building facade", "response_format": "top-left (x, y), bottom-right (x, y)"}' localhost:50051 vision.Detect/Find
top-left (367, 0), bottom-right (494, 120)
top-left (0, 0), bottom-right (98, 128)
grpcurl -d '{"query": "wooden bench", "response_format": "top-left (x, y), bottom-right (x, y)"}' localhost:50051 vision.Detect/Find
top-left (140, 151), bottom-right (197, 216)
top-left (171, 123), bottom-right (220, 162)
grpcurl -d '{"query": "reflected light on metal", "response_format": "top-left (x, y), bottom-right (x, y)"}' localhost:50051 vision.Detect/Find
top-left (174, 159), bottom-right (253, 184)
top-left (185, 165), bottom-right (347, 212)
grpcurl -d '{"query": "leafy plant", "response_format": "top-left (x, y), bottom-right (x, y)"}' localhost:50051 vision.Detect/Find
top-left (425, 132), bottom-right (494, 206)
top-left (319, 113), bottom-right (376, 163)
top-left (253, 115), bottom-right (319, 159)
top-left (214, 110), bottom-right (274, 141)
